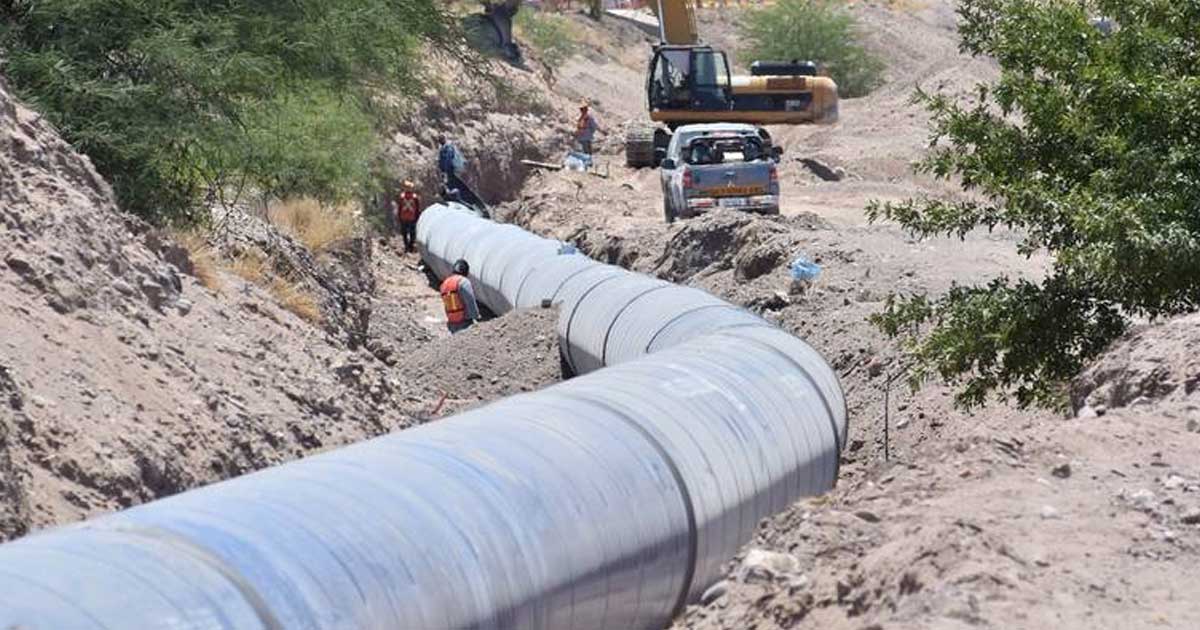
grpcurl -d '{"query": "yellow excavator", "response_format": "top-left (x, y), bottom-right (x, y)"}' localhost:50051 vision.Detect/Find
top-left (626, 0), bottom-right (839, 166)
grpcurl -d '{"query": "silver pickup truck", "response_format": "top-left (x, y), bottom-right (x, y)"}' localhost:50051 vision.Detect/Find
top-left (659, 123), bottom-right (782, 223)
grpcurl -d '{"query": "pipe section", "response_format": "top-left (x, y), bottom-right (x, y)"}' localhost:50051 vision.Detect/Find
top-left (418, 203), bottom-right (846, 437)
top-left (0, 203), bottom-right (847, 630)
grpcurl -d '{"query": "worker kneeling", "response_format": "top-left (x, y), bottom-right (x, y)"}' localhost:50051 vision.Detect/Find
top-left (441, 259), bottom-right (480, 334)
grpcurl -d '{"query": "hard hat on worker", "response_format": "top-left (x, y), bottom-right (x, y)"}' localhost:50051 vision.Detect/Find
top-left (402, 180), bottom-right (415, 190)
top-left (579, 100), bottom-right (589, 110)
top-left (453, 259), bottom-right (470, 276)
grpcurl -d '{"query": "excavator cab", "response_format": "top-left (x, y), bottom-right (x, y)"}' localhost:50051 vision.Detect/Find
top-left (648, 45), bottom-right (733, 116)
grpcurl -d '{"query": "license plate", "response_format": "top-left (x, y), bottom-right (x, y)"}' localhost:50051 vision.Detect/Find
top-left (706, 186), bottom-right (765, 197)
top-left (720, 197), bottom-right (748, 208)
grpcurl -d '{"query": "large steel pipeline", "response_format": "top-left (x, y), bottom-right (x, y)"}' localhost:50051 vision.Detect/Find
top-left (0, 204), bottom-right (847, 630)
top-left (418, 203), bottom-right (846, 449)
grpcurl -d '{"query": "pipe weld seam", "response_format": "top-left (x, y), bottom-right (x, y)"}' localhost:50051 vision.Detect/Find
top-left (565, 396), bottom-right (699, 623)
top-left (563, 273), bottom-right (623, 373)
top-left (719, 331), bottom-right (846, 480)
top-left (599, 284), bottom-right (674, 368)
top-left (107, 526), bottom-right (285, 630)
top-left (640, 304), bottom-right (761, 355)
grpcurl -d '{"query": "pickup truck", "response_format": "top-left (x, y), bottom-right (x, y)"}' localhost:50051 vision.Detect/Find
top-left (659, 123), bottom-right (782, 223)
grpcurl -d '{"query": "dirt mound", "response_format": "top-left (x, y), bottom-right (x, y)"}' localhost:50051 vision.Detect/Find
top-left (650, 211), bottom-right (830, 283)
top-left (1072, 313), bottom-right (1200, 416)
top-left (402, 308), bottom-right (563, 417)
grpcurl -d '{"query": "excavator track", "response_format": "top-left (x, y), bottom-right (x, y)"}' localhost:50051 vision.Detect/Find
top-left (626, 123), bottom-right (672, 169)
top-left (625, 124), bottom-right (658, 168)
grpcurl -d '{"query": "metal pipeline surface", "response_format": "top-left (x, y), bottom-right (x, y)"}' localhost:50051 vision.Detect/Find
top-left (0, 203), bottom-right (847, 630)
top-left (419, 203), bottom-right (846, 444)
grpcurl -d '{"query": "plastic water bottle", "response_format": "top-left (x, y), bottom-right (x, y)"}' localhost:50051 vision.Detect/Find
top-left (789, 255), bottom-right (821, 294)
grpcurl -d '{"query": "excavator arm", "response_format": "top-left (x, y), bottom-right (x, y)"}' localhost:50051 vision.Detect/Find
top-left (648, 0), bottom-right (700, 45)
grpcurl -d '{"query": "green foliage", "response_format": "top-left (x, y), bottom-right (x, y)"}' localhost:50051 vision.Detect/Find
top-left (868, 0), bottom-right (1200, 409)
top-left (514, 8), bottom-right (581, 68)
top-left (0, 0), bottom-right (457, 222)
top-left (739, 0), bottom-right (885, 98)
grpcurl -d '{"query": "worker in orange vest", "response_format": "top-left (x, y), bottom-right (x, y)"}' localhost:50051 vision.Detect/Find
top-left (396, 180), bottom-right (422, 254)
top-left (575, 100), bottom-right (600, 155)
top-left (441, 259), bottom-right (480, 333)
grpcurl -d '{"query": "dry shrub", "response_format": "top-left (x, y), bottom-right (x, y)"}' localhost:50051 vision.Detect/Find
top-left (268, 198), bottom-right (358, 252)
top-left (171, 229), bottom-right (223, 292)
top-left (269, 276), bottom-right (322, 323)
top-left (227, 251), bottom-right (270, 285)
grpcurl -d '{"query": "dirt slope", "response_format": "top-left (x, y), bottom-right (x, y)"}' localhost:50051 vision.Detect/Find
top-left (0, 75), bottom-right (562, 541)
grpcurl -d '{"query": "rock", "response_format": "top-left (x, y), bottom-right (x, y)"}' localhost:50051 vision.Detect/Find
top-left (161, 243), bottom-right (195, 276)
top-left (854, 510), bottom-right (881, 523)
top-left (175, 299), bottom-right (194, 316)
top-left (466, 372), bottom-right (483, 381)
top-left (1052, 463), bottom-right (1072, 479)
top-left (5, 255), bottom-right (33, 276)
top-left (835, 579), bottom-right (853, 601)
top-left (1128, 489), bottom-right (1157, 513)
top-left (1187, 419), bottom-right (1199, 433)
top-left (700, 580), bottom-right (729, 605)
top-left (739, 548), bottom-right (801, 583)
top-left (1077, 405), bottom-right (1098, 419)
top-left (747, 292), bottom-right (790, 312)
top-left (140, 278), bottom-right (167, 309)
top-left (1094, 405), bottom-right (1107, 417)
top-left (866, 357), bottom-right (885, 378)
top-left (1040, 505), bottom-right (1061, 520)
top-left (1182, 508), bottom-right (1200, 525)
top-left (799, 157), bottom-right (843, 182)
top-left (47, 252), bottom-right (65, 265)
top-left (1162, 474), bottom-right (1186, 491)
top-left (112, 279), bottom-right (136, 297)
top-left (734, 240), bottom-right (789, 282)
top-left (896, 417), bottom-right (910, 429)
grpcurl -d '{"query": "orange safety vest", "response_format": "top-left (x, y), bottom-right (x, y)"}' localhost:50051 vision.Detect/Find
top-left (398, 191), bottom-right (420, 223)
top-left (440, 275), bottom-right (467, 325)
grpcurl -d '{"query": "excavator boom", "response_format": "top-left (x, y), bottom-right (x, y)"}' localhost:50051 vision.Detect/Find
top-left (648, 0), bottom-right (700, 45)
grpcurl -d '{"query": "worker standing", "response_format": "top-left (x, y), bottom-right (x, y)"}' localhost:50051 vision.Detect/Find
top-left (396, 180), bottom-right (421, 254)
top-left (441, 259), bottom-right (480, 333)
top-left (437, 135), bottom-right (467, 195)
top-left (575, 101), bottom-right (601, 155)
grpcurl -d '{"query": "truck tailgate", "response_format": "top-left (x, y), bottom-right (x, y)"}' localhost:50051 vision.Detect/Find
top-left (687, 162), bottom-right (770, 197)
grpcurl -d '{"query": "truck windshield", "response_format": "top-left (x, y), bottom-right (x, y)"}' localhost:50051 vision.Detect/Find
top-left (683, 135), bottom-right (765, 165)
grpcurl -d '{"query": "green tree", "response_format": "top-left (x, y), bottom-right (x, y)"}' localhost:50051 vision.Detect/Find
top-left (0, 0), bottom-right (458, 222)
top-left (739, 0), bottom-right (884, 98)
top-left (868, 0), bottom-right (1200, 409)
